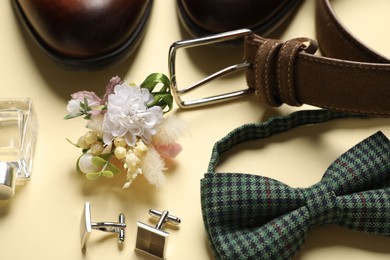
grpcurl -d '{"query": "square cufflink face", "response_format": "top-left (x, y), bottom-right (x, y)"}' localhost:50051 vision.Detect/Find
top-left (136, 222), bottom-right (169, 259)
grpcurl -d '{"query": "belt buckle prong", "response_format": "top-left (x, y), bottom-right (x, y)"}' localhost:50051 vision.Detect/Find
top-left (168, 29), bottom-right (254, 108)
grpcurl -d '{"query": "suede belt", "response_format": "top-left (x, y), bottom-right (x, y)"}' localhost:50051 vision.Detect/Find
top-left (244, 0), bottom-right (390, 116)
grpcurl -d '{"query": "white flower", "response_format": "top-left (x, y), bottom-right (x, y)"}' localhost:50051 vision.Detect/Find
top-left (102, 83), bottom-right (163, 146)
top-left (66, 99), bottom-right (81, 116)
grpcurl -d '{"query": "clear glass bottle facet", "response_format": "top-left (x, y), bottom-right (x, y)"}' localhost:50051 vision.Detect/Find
top-left (0, 98), bottom-right (38, 199)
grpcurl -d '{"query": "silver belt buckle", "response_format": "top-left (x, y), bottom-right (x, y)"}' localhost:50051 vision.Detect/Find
top-left (168, 29), bottom-right (254, 108)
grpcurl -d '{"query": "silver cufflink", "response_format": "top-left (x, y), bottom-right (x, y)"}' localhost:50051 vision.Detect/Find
top-left (80, 202), bottom-right (126, 251)
top-left (136, 209), bottom-right (181, 259)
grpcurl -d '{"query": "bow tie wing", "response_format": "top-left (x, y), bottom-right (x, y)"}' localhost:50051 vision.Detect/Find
top-left (201, 173), bottom-right (310, 259)
top-left (336, 189), bottom-right (390, 235)
top-left (320, 132), bottom-right (390, 234)
top-left (322, 131), bottom-right (390, 195)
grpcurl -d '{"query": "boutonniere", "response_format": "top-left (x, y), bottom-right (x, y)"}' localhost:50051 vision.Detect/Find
top-left (65, 73), bottom-right (186, 188)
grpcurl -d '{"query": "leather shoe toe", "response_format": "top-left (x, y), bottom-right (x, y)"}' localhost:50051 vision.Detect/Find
top-left (177, 0), bottom-right (302, 38)
top-left (13, 0), bottom-right (153, 70)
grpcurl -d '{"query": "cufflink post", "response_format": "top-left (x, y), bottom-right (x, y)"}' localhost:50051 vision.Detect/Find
top-left (150, 209), bottom-right (181, 229)
top-left (136, 209), bottom-right (181, 259)
top-left (81, 202), bottom-right (126, 251)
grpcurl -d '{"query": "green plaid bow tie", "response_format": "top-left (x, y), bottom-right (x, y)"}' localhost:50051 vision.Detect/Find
top-left (201, 110), bottom-right (390, 259)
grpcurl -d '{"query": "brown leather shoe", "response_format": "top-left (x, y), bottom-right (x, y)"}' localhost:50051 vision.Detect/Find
top-left (177, 0), bottom-right (302, 38)
top-left (12, 0), bottom-right (153, 70)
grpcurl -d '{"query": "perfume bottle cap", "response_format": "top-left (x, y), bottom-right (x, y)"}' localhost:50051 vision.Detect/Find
top-left (0, 162), bottom-right (17, 200)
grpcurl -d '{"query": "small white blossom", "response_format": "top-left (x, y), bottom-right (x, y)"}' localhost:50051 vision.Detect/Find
top-left (125, 151), bottom-right (140, 169)
top-left (66, 99), bottom-right (81, 116)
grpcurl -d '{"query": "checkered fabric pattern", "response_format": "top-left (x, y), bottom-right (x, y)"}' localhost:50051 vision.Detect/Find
top-left (201, 109), bottom-right (390, 259)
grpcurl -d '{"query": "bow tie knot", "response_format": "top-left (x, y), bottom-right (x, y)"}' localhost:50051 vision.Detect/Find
top-left (299, 184), bottom-right (338, 227)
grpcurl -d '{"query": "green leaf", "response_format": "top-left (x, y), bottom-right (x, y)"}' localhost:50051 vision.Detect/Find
top-left (91, 155), bottom-right (107, 167)
top-left (98, 153), bottom-right (112, 161)
top-left (101, 171), bottom-right (114, 178)
top-left (106, 162), bottom-right (120, 175)
top-left (76, 152), bottom-right (119, 180)
top-left (85, 172), bottom-right (101, 180)
top-left (140, 73), bottom-right (173, 113)
top-left (91, 154), bottom-right (120, 176)
top-left (80, 97), bottom-right (91, 112)
top-left (64, 112), bottom-right (84, 120)
top-left (155, 94), bottom-right (173, 112)
top-left (140, 73), bottom-right (170, 92)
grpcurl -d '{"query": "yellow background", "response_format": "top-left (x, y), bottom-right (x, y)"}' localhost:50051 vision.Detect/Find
top-left (0, 0), bottom-right (390, 259)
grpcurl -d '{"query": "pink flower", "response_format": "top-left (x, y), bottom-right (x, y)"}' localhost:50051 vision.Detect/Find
top-left (71, 91), bottom-right (101, 106)
top-left (154, 143), bottom-right (182, 159)
top-left (101, 76), bottom-right (122, 104)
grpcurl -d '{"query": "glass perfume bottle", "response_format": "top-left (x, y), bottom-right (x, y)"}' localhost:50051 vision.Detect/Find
top-left (0, 98), bottom-right (38, 199)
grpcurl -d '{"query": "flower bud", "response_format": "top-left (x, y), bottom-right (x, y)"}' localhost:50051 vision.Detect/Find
top-left (114, 137), bottom-right (127, 148)
top-left (84, 131), bottom-right (98, 145)
top-left (77, 136), bottom-right (90, 149)
top-left (134, 140), bottom-right (148, 157)
top-left (90, 142), bottom-right (104, 155)
top-left (114, 146), bottom-right (127, 160)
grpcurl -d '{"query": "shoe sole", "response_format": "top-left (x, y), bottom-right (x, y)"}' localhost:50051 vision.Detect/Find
top-left (12, 0), bottom-right (154, 70)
